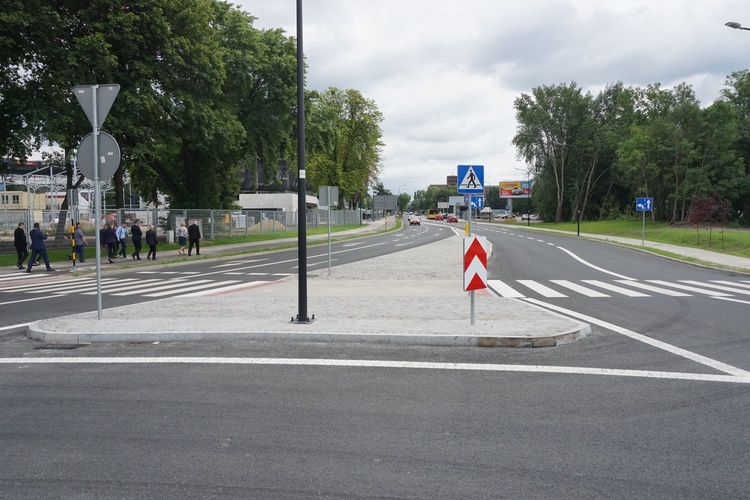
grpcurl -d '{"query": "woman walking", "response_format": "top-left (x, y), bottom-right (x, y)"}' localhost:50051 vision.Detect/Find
top-left (176, 221), bottom-right (188, 255)
top-left (146, 225), bottom-right (158, 260)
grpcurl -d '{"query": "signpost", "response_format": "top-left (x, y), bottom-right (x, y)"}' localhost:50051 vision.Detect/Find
top-left (635, 197), bottom-right (653, 247)
top-left (319, 186), bottom-right (339, 275)
top-left (73, 84), bottom-right (120, 320)
top-left (457, 165), bottom-right (485, 324)
top-left (463, 236), bottom-right (488, 325)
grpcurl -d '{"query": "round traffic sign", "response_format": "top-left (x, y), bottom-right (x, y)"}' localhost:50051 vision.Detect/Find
top-left (76, 132), bottom-right (121, 181)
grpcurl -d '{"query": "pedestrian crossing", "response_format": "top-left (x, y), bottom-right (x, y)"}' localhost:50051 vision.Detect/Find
top-left (487, 279), bottom-right (750, 300)
top-left (0, 272), bottom-right (291, 300)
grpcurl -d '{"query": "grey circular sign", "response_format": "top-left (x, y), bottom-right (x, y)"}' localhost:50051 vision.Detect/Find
top-left (76, 132), bottom-right (121, 180)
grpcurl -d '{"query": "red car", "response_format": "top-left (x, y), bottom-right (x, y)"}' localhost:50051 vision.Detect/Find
top-left (435, 213), bottom-right (444, 221)
top-left (447, 214), bottom-right (458, 223)
top-left (408, 215), bottom-right (421, 225)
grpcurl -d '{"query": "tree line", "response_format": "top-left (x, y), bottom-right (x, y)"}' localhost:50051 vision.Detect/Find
top-left (513, 73), bottom-right (750, 226)
top-left (1, 0), bottom-right (383, 214)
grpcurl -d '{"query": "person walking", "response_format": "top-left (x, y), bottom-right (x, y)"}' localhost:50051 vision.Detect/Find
top-left (73, 222), bottom-right (88, 263)
top-left (176, 221), bottom-right (188, 255)
top-left (14, 222), bottom-right (29, 270)
top-left (145, 224), bottom-right (158, 260)
top-left (116, 221), bottom-right (129, 258)
top-left (103, 223), bottom-right (118, 263)
top-left (25, 223), bottom-right (54, 272)
top-left (187, 220), bottom-right (201, 256)
top-left (130, 220), bottom-right (143, 260)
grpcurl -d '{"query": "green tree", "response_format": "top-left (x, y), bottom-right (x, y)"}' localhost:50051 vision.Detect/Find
top-left (397, 192), bottom-right (411, 213)
top-left (306, 87), bottom-right (383, 209)
top-left (513, 82), bottom-right (592, 223)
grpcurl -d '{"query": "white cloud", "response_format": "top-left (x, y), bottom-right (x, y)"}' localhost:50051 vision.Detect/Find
top-left (235, 0), bottom-right (749, 194)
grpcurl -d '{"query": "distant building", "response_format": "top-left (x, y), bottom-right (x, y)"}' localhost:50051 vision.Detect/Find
top-left (447, 175), bottom-right (457, 187)
top-left (236, 159), bottom-right (318, 210)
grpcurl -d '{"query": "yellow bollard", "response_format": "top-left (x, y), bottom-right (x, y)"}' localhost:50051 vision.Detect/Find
top-left (70, 219), bottom-right (77, 265)
top-left (465, 222), bottom-right (469, 236)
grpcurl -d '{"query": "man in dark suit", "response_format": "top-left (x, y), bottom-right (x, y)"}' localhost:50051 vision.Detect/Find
top-left (187, 220), bottom-right (202, 256)
top-left (26, 223), bottom-right (54, 272)
top-left (14, 222), bottom-right (29, 270)
top-left (130, 220), bottom-right (143, 260)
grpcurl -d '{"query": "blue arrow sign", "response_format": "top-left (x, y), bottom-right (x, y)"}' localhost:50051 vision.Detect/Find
top-left (471, 196), bottom-right (484, 209)
top-left (635, 197), bottom-right (653, 212)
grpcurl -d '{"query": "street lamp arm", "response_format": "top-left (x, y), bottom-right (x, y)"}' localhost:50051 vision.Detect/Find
top-left (726, 21), bottom-right (750, 31)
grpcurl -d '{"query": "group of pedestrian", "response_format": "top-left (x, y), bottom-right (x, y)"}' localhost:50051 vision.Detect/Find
top-left (14, 219), bottom-right (199, 271)
top-left (98, 220), bottom-right (158, 261)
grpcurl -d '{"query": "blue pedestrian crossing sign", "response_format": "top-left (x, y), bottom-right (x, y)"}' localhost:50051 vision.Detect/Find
top-left (635, 197), bottom-right (653, 212)
top-left (457, 165), bottom-right (484, 194)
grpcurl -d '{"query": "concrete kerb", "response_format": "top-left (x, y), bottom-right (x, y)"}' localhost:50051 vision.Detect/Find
top-left (25, 233), bottom-right (591, 348)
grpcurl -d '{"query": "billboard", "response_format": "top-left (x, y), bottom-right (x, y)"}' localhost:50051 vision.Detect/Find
top-left (499, 180), bottom-right (531, 199)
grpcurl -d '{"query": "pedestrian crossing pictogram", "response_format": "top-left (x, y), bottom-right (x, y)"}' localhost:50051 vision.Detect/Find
top-left (457, 165), bottom-right (484, 194)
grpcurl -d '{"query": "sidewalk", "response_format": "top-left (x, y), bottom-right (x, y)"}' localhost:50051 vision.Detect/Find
top-left (25, 220), bottom-right (590, 347)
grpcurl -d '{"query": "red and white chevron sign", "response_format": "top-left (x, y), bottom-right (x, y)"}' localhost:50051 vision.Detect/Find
top-left (463, 236), bottom-right (487, 291)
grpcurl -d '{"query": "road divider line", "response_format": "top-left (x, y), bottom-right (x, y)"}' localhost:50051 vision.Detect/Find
top-left (556, 247), bottom-right (635, 280)
top-left (522, 297), bottom-right (750, 378)
top-left (0, 357), bottom-right (748, 384)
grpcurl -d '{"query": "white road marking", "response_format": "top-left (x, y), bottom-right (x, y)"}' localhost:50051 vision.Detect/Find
top-left (0, 322), bottom-right (30, 331)
top-left (210, 259), bottom-right (267, 268)
top-left (680, 280), bottom-right (750, 296)
top-left (614, 280), bottom-right (691, 297)
top-left (555, 247), bottom-right (635, 280)
top-left (487, 280), bottom-right (525, 298)
top-left (551, 280), bottom-right (610, 297)
top-left (517, 280), bottom-right (567, 298)
top-left (0, 357), bottom-right (747, 384)
top-left (712, 280), bottom-right (750, 290)
top-left (142, 280), bottom-right (227, 297)
top-left (713, 296), bottom-right (750, 305)
top-left (582, 280), bottom-right (650, 297)
top-left (522, 297), bottom-right (750, 378)
top-left (647, 280), bottom-right (732, 297)
top-left (182, 281), bottom-right (271, 297)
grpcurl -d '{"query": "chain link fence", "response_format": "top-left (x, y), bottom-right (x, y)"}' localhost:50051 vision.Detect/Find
top-left (1, 208), bottom-right (364, 255)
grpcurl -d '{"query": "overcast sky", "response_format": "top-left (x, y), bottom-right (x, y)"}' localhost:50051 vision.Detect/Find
top-left (234, 0), bottom-right (749, 196)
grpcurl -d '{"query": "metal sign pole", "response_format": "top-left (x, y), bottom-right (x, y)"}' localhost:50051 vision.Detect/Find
top-left (327, 186), bottom-right (332, 276)
top-left (91, 85), bottom-right (103, 320)
top-left (468, 197), bottom-right (475, 325)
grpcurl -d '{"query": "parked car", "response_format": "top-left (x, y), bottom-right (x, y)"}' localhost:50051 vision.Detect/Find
top-left (447, 214), bottom-right (458, 223)
top-left (521, 213), bottom-right (530, 220)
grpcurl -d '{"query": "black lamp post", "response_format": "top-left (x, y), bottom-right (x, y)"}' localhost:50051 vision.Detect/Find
top-left (294, 0), bottom-right (312, 324)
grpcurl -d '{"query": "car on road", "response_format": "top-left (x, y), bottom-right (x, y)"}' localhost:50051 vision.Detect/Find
top-left (435, 213), bottom-right (444, 221)
top-left (447, 214), bottom-right (458, 223)
top-left (408, 215), bottom-right (421, 225)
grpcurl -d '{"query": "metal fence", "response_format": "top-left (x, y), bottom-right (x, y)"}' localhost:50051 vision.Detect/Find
top-left (0, 208), bottom-right (364, 255)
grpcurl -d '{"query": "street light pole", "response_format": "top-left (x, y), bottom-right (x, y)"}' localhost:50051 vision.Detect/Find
top-left (294, 0), bottom-right (311, 324)
top-left (515, 167), bottom-right (531, 225)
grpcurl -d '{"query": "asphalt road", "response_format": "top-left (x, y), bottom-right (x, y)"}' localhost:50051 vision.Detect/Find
top-left (1, 219), bottom-right (749, 498)
top-left (474, 222), bottom-right (750, 373)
